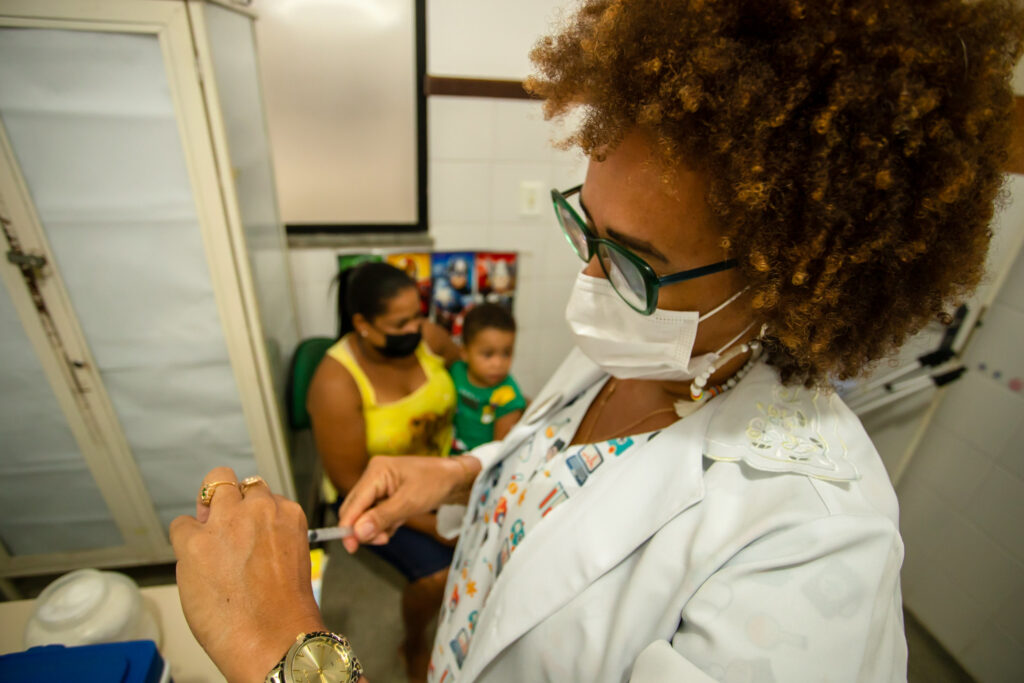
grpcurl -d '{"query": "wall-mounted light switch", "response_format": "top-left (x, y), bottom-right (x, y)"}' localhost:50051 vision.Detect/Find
top-left (519, 181), bottom-right (543, 216)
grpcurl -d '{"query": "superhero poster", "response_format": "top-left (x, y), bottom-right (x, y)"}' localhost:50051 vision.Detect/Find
top-left (386, 252), bottom-right (432, 315)
top-left (475, 251), bottom-right (516, 313)
top-left (430, 252), bottom-right (476, 339)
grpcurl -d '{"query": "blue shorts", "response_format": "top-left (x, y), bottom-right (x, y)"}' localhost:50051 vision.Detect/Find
top-left (333, 501), bottom-right (453, 582)
top-left (366, 525), bottom-right (454, 582)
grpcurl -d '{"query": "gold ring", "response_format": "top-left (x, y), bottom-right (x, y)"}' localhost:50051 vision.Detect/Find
top-left (239, 475), bottom-right (267, 495)
top-left (199, 480), bottom-right (237, 506)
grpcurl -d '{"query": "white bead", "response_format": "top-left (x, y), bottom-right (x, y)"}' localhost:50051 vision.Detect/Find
top-left (693, 376), bottom-right (707, 388)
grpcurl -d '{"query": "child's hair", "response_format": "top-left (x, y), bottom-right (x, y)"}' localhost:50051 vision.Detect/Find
top-left (335, 262), bottom-right (416, 339)
top-left (462, 303), bottom-right (516, 346)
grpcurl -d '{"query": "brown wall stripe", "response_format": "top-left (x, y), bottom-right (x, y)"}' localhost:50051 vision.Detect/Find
top-left (424, 76), bottom-right (538, 100)
top-left (1006, 96), bottom-right (1024, 176)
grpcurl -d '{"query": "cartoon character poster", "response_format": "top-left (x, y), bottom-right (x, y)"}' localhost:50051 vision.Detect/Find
top-left (386, 252), bottom-right (432, 315)
top-left (431, 252), bottom-right (476, 339)
top-left (475, 252), bottom-right (517, 312)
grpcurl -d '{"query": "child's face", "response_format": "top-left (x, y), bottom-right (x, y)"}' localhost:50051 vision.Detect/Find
top-left (463, 328), bottom-right (515, 387)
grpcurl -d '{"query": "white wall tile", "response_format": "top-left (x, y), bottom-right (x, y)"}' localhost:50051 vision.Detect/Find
top-left (295, 280), bottom-right (337, 339)
top-left (994, 584), bottom-right (1024, 646)
top-left (963, 302), bottom-right (1024, 392)
top-left (551, 157), bottom-right (588, 190)
top-left (963, 465), bottom-right (1024, 563)
top-left (903, 568), bottom-right (992, 657)
top-left (428, 97), bottom-right (496, 161)
top-left (933, 371), bottom-right (1021, 456)
top-left (996, 419), bottom-right (1024, 480)
top-left (543, 231), bottom-right (585, 280)
top-left (493, 100), bottom-right (557, 162)
top-left (900, 424), bottom-right (991, 509)
top-left (937, 513), bottom-right (1022, 614)
top-left (978, 173), bottom-right (1024, 308)
top-left (490, 219), bottom-right (548, 254)
top-left (429, 161), bottom-right (492, 224)
top-left (427, 0), bottom-right (573, 79)
top-left (430, 222), bottom-right (492, 251)
top-left (288, 248), bottom-right (339, 287)
top-left (511, 266), bottom-right (542, 331)
top-left (996, 229), bottom-right (1024, 315)
top-left (959, 622), bottom-right (1024, 683)
top-left (858, 387), bottom-right (939, 480)
top-left (897, 474), bottom-right (952, 582)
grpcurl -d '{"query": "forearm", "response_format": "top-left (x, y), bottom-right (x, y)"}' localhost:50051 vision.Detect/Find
top-left (321, 455), bottom-right (368, 497)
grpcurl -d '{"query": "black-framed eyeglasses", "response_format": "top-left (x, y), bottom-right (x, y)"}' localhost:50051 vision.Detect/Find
top-left (551, 185), bottom-right (738, 315)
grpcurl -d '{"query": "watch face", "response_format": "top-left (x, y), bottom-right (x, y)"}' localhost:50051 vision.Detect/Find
top-left (287, 635), bottom-right (354, 682)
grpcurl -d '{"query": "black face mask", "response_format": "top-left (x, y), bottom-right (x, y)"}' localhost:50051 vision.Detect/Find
top-left (374, 330), bottom-right (422, 358)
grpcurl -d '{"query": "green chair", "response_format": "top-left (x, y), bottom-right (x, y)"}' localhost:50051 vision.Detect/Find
top-left (286, 336), bottom-right (335, 430)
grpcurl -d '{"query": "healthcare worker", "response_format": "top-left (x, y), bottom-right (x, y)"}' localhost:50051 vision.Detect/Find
top-left (170, 1), bottom-right (1024, 681)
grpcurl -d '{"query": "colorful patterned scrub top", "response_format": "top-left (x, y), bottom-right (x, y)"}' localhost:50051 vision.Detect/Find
top-left (428, 379), bottom-right (664, 681)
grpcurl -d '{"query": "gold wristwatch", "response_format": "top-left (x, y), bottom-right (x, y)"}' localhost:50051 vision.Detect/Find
top-left (264, 631), bottom-right (363, 683)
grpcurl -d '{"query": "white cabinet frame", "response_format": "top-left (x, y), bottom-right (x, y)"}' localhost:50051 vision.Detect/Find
top-left (0, 0), bottom-right (295, 576)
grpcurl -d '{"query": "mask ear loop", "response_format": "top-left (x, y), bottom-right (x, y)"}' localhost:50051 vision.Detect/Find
top-left (688, 320), bottom-right (766, 402)
top-left (697, 286), bottom-right (749, 322)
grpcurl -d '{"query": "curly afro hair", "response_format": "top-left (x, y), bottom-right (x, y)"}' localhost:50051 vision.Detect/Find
top-left (527, 0), bottom-right (1024, 386)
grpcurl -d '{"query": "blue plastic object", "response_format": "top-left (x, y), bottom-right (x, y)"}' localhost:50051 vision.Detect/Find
top-left (0, 640), bottom-right (167, 683)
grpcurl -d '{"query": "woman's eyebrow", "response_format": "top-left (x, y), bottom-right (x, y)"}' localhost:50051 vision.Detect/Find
top-left (395, 314), bottom-right (420, 328)
top-left (578, 193), bottom-right (671, 264)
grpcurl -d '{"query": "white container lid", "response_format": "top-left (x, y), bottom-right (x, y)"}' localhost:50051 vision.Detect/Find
top-left (24, 568), bottom-right (159, 649)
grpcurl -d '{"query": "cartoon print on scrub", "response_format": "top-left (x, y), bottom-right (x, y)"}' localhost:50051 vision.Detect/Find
top-left (434, 379), bottom-right (666, 678)
top-left (538, 482), bottom-right (569, 517)
top-left (517, 433), bottom-right (536, 462)
top-left (509, 519), bottom-right (525, 548)
top-left (544, 417), bottom-right (572, 439)
top-left (449, 627), bottom-right (471, 668)
top-left (496, 538), bottom-right (511, 577)
top-left (607, 436), bottom-right (635, 455)
top-left (492, 497), bottom-right (508, 526)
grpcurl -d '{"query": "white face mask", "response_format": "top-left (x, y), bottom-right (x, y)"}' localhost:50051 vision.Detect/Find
top-left (565, 272), bottom-right (751, 381)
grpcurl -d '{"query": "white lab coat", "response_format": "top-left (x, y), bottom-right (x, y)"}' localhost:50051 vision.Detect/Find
top-left (437, 348), bottom-right (907, 682)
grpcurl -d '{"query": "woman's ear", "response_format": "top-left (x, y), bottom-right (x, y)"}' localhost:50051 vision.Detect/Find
top-left (352, 313), bottom-right (370, 338)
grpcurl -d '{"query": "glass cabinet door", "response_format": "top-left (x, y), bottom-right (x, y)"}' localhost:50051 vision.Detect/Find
top-left (0, 273), bottom-right (124, 556)
top-left (0, 24), bottom-right (257, 547)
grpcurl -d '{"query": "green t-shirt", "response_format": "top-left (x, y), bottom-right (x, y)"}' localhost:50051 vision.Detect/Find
top-left (450, 360), bottom-right (527, 452)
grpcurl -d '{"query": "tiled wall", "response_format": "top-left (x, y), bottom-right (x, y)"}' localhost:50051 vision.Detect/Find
top-left (897, 176), bottom-right (1024, 681)
top-left (287, 97), bottom-right (585, 397)
top-left (427, 97), bottom-right (586, 395)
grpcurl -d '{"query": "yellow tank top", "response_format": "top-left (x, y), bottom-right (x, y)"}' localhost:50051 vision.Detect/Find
top-left (326, 334), bottom-right (456, 458)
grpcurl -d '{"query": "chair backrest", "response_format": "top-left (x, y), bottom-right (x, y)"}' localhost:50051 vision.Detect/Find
top-left (286, 337), bottom-right (335, 430)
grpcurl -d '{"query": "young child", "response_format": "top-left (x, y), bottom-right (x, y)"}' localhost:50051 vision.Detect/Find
top-left (450, 303), bottom-right (527, 452)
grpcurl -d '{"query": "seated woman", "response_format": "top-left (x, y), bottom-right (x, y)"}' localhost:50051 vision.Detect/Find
top-left (307, 261), bottom-right (460, 681)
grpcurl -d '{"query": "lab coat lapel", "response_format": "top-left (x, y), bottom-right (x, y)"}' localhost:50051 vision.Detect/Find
top-left (458, 392), bottom-right (717, 681)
